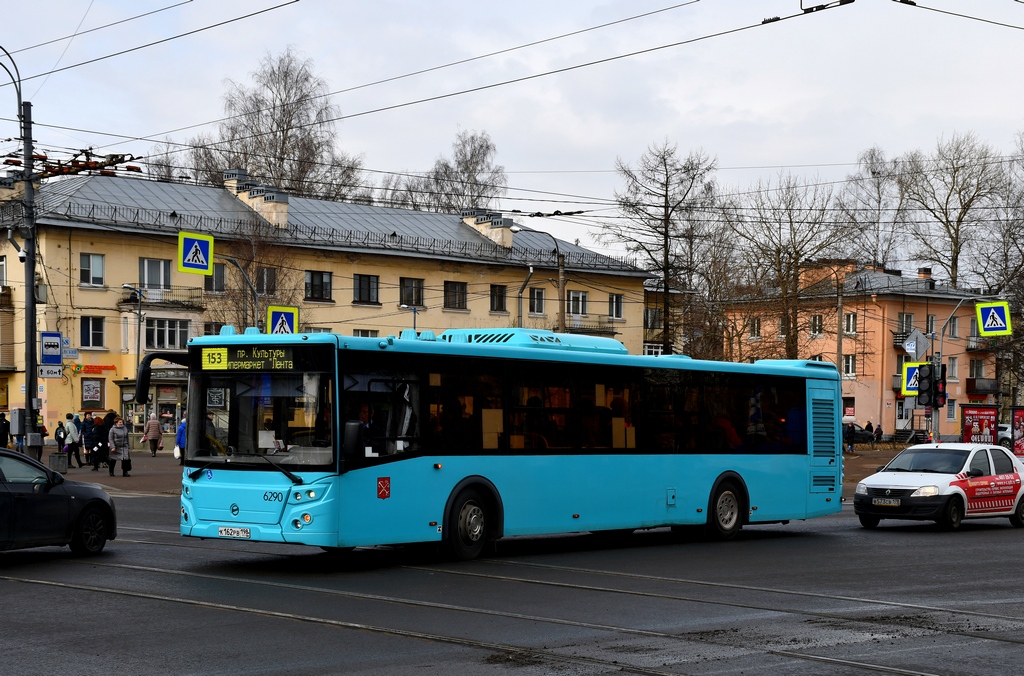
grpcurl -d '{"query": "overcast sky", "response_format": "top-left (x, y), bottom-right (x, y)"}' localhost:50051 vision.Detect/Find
top-left (2, 0), bottom-right (1022, 264)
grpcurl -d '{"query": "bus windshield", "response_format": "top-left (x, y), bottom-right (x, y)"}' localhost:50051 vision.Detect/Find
top-left (193, 368), bottom-right (335, 469)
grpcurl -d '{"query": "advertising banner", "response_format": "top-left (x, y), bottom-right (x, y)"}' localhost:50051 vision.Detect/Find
top-left (961, 405), bottom-right (998, 445)
top-left (1012, 407), bottom-right (1024, 457)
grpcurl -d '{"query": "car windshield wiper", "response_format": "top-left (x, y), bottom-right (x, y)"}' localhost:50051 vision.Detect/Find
top-left (884, 467), bottom-right (909, 472)
top-left (187, 461), bottom-right (219, 482)
top-left (232, 452), bottom-right (304, 485)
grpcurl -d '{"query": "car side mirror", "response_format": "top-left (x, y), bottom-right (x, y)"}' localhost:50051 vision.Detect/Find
top-left (969, 468), bottom-right (985, 478)
top-left (876, 465), bottom-right (886, 472)
top-left (50, 472), bottom-right (65, 485)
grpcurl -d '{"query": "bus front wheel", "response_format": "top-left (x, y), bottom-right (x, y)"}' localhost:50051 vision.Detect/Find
top-left (448, 488), bottom-right (488, 561)
top-left (707, 481), bottom-right (743, 540)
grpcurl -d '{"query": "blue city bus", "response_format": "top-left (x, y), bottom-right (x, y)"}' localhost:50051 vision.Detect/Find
top-left (137, 328), bottom-right (842, 559)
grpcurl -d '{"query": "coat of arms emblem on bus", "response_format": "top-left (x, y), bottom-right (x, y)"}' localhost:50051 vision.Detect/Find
top-left (377, 477), bottom-right (391, 500)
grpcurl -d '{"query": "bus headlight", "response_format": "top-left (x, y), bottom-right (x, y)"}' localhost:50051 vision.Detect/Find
top-left (911, 485), bottom-right (939, 497)
top-left (292, 519), bottom-right (302, 530)
top-left (306, 490), bottom-right (316, 499)
top-left (294, 491), bottom-right (302, 501)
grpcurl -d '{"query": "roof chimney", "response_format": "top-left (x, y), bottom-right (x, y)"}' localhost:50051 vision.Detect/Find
top-left (223, 170), bottom-right (289, 228)
top-left (462, 211), bottom-right (515, 247)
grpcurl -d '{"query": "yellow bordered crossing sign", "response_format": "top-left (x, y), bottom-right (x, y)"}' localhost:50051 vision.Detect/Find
top-left (178, 231), bottom-right (214, 275)
top-left (976, 301), bottom-right (1012, 337)
top-left (266, 306), bottom-right (299, 334)
top-left (901, 362), bottom-right (928, 397)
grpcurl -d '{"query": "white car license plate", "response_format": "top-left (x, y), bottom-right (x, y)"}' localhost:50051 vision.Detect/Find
top-left (872, 498), bottom-right (900, 507)
top-left (218, 526), bottom-right (251, 539)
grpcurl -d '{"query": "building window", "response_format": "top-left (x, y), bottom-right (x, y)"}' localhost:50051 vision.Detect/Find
top-left (809, 354), bottom-right (824, 362)
top-left (255, 267), bottom-right (277, 296)
top-left (203, 322), bottom-right (225, 336)
top-left (399, 277), bottom-right (424, 306)
top-left (444, 281), bottom-right (468, 310)
top-left (970, 316), bottom-right (978, 338)
top-left (139, 258), bottom-right (171, 289)
top-left (946, 399), bottom-right (956, 420)
top-left (643, 343), bottom-right (664, 356)
top-left (843, 312), bottom-right (857, 334)
top-left (896, 353), bottom-right (909, 375)
top-left (353, 329), bottom-right (379, 338)
top-left (490, 285), bottom-right (508, 313)
top-left (927, 314), bottom-right (936, 334)
top-left (810, 314), bottom-right (823, 337)
top-left (645, 307), bottom-right (662, 330)
top-left (305, 271), bottom-right (332, 301)
top-left (306, 327), bottom-right (331, 333)
top-left (81, 378), bottom-right (104, 410)
top-left (748, 317), bottom-right (761, 339)
top-left (608, 294), bottom-right (624, 320)
top-left (0, 256), bottom-right (5, 286)
top-left (80, 253), bottom-right (104, 286)
top-left (897, 312), bottom-right (914, 333)
top-left (567, 290), bottom-right (588, 316)
top-left (146, 318), bottom-right (190, 350)
top-left (204, 263), bottom-right (225, 293)
top-left (969, 359), bottom-right (985, 379)
top-left (529, 288), bottom-right (545, 314)
top-left (947, 356), bottom-right (958, 379)
top-left (778, 314), bottom-right (790, 338)
top-left (81, 316), bottom-right (104, 347)
top-left (948, 316), bottom-right (959, 338)
top-left (843, 354), bottom-right (856, 377)
top-left (353, 274), bottom-right (379, 304)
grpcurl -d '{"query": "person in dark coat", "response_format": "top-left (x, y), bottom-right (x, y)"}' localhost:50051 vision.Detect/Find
top-left (844, 423), bottom-right (855, 453)
top-left (93, 410), bottom-right (116, 471)
top-left (83, 412), bottom-right (98, 468)
top-left (0, 412), bottom-right (10, 449)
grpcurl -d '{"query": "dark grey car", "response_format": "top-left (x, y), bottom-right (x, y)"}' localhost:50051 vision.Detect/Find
top-left (0, 449), bottom-right (117, 555)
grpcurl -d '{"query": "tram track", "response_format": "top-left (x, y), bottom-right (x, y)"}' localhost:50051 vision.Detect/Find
top-left (65, 530), bottom-right (1024, 673)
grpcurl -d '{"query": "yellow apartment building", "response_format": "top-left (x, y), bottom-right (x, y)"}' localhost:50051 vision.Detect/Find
top-left (723, 262), bottom-right (1001, 442)
top-left (1, 170), bottom-right (649, 438)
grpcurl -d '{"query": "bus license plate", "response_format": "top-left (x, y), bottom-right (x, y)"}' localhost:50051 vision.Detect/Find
top-left (872, 498), bottom-right (900, 507)
top-left (218, 526), bottom-right (251, 539)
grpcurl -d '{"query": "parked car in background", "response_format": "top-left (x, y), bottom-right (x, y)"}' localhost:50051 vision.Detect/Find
top-left (854, 443), bottom-right (1024, 531)
top-left (0, 449), bottom-right (117, 555)
top-left (847, 423), bottom-right (876, 444)
top-left (998, 424), bottom-right (1012, 449)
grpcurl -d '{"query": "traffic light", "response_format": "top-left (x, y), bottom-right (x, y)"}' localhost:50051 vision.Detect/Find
top-left (934, 364), bottom-right (947, 408)
top-left (917, 363), bottom-right (935, 407)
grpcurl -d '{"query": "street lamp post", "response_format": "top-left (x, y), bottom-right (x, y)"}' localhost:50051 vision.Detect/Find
top-left (399, 304), bottom-right (418, 332)
top-left (510, 225), bottom-right (565, 333)
top-left (121, 284), bottom-right (145, 377)
top-left (2, 45), bottom-right (39, 457)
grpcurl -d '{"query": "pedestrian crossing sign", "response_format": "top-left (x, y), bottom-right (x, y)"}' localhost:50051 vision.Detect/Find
top-left (177, 231), bottom-right (214, 275)
top-left (267, 306), bottom-right (299, 334)
top-left (901, 362), bottom-right (926, 397)
top-left (976, 301), bottom-right (1012, 337)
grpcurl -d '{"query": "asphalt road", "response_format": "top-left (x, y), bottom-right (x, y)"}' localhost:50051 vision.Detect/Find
top-left (3, 492), bottom-right (1024, 675)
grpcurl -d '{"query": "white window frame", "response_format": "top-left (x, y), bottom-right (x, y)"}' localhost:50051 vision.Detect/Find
top-left (566, 290), bottom-right (588, 316)
top-left (81, 316), bottom-right (104, 348)
top-left (139, 258), bottom-right (171, 290)
top-left (948, 316), bottom-right (959, 338)
top-left (927, 314), bottom-right (936, 334)
top-left (529, 288), bottom-right (545, 315)
top-left (843, 312), bottom-right (857, 335)
top-left (946, 399), bottom-right (956, 421)
top-left (947, 356), bottom-right (959, 380)
top-left (608, 294), bottom-right (624, 320)
top-left (969, 359), bottom-right (985, 379)
top-left (897, 312), bottom-right (914, 333)
top-left (810, 314), bottom-right (823, 337)
top-left (80, 253), bottom-right (104, 286)
top-left (256, 267), bottom-right (277, 296)
top-left (843, 354), bottom-right (856, 377)
top-left (643, 343), bottom-right (665, 356)
top-left (145, 318), bottom-right (190, 350)
top-left (748, 317), bottom-right (761, 339)
top-left (353, 329), bottom-right (379, 338)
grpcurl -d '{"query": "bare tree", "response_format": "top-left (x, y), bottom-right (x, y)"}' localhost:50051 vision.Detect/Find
top-left (727, 173), bottom-right (851, 360)
top-left (836, 146), bottom-right (906, 267)
top-left (603, 141), bottom-right (718, 355)
top-left (897, 132), bottom-right (1003, 288)
top-left (376, 130), bottom-right (506, 213)
top-left (187, 47), bottom-right (367, 201)
top-left (144, 138), bottom-right (185, 183)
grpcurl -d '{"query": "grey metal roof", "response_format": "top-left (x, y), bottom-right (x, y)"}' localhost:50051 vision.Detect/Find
top-left (2, 175), bottom-right (646, 275)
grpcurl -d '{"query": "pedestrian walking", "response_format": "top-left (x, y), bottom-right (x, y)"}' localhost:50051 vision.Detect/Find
top-left (107, 416), bottom-right (131, 477)
top-left (65, 413), bottom-right (83, 468)
top-left (0, 412), bottom-right (10, 449)
top-left (176, 415), bottom-right (187, 466)
top-left (143, 413), bottom-right (163, 457)
top-left (83, 412), bottom-right (99, 468)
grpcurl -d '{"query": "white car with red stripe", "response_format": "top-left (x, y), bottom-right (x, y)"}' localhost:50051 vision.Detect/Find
top-left (853, 443), bottom-right (1024, 530)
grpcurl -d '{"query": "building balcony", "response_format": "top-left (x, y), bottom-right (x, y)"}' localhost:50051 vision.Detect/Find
top-left (966, 336), bottom-right (999, 352)
top-left (559, 318), bottom-right (618, 337)
top-left (966, 377), bottom-right (999, 394)
top-left (119, 284), bottom-right (205, 310)
top-left (892, 331), bottom-right (909, 350)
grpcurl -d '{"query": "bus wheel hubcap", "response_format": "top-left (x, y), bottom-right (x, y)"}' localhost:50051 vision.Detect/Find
top-left (717, 492), bottom-right (738, 529)
top-left (460, 503), bottom-right (484, 542)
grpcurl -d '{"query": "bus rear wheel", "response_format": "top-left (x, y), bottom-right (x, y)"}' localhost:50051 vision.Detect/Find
top-left (448, 488), bottom-right (488, 561)
top-left (706, 481), bottom-right (743, 540)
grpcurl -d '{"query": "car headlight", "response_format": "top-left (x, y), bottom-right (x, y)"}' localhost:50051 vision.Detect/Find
top-left (855, 483), bottom-right (867, 495)
top-left (910, 485), bottom-right (939, 497)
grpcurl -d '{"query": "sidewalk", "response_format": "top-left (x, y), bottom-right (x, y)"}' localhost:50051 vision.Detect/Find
top-left (54, 442), bottom-right (902, 500)
top-left (55, 448), bottom-right (184, 496)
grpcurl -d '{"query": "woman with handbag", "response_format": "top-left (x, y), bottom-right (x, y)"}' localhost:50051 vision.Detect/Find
top-left (108, 416), bottom-right (131, 477)
top-left (143, 413), bottom-right (163, 457)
